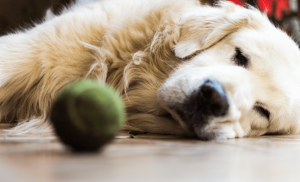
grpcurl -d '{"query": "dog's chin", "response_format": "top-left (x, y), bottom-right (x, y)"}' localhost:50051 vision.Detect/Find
top-left (161, 107), bottom-right (202, 139)
top-left (160, 108), bottom-right (194, 137)
top-left (173, 109), bottom-right (217, 140)
top-left (162, 108), bottom-right (236, 140)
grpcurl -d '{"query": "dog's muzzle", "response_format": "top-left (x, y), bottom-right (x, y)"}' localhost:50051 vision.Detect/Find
top-left (196, 79), bottom-right (229, 117)
top-left (176, 79), bottom-right (229, 138)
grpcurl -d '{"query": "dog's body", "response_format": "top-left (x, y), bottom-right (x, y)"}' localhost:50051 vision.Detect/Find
top-left (1, 0), bottom-right (300, 140)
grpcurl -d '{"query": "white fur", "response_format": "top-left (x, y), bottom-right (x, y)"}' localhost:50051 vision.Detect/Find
top-left (0, 0), bottom-right (300, 140)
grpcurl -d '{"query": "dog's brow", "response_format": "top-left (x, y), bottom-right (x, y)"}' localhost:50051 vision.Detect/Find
top-left (180, 50), bottom-right (203, 61)
top-left (179, 34), bottom-right (233, 61)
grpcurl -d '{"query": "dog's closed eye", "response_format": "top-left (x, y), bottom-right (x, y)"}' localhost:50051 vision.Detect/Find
top-left (233, 47), bottom-right (249, 68)
top-left (254, 105), bottom-right (270, 121)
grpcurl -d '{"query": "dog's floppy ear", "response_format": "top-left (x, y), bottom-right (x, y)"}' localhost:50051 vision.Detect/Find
top-left (174, 1), bottom-right (261, 59)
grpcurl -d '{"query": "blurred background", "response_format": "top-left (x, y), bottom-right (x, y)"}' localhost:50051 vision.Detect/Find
top-left (228, 0), bottom-right (300, 43)
top-left (0, 0), bottom-right (74, 36)
top-left (0, 0), bottom-right (300, 43)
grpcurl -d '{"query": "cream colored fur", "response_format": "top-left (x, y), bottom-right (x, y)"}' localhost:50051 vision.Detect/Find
top-left (1, 0), bottom-right (300, 139)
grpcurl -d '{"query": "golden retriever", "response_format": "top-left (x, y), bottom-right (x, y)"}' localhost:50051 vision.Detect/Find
top-left (1, 0), bottom-right (300, 140)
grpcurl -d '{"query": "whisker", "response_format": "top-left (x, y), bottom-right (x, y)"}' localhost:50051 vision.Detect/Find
top-left (161, 60), bottom-right (176, 70)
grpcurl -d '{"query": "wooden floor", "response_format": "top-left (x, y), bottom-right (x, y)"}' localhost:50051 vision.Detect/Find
top-left (1, 131), bottom-right (300, 182)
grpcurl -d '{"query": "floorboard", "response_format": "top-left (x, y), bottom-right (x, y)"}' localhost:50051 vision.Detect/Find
top-left (0, 131), bottom-right (299, 182)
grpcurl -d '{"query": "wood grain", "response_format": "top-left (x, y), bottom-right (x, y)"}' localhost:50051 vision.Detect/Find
top-left (0, 131), bottom-right (300, 181)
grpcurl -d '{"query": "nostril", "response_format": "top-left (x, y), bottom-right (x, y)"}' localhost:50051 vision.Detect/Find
top-left (211, 103), bottom-right (227, 116)
top-left (210, 103), bottom-right (220, 114)
top-left (176, 79), bottom-right (229, 124)
top-left (198, 79), bottom-right (229, 117)
top-left (201, 86), bottom-right (213, 99)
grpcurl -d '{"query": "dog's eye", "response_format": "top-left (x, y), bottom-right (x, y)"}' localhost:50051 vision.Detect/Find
top-left (233, 47), bottom-right (249, 68)
top-left (254, 105), bottom-right (270, 121)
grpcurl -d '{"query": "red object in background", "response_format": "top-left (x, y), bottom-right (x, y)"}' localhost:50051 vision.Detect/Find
top-left (257, 0), bottom-right (290, 20)
top-left (227, 0), bottom-right (300, 46)
top-left (229, 0), bottom-right (246, 6)
top-left (228, 0), bottom-right (291, 20)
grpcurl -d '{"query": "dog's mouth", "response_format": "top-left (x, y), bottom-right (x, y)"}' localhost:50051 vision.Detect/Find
top-left (162, 108), bottom-right (198, 137)
top-left (174, 109), bottom-right (195, 133)
top-left (164, 112), bottom-right (174, 120)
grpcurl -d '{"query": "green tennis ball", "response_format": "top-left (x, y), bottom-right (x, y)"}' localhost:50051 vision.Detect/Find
top-left (50, 79), bottom-right (125, 152)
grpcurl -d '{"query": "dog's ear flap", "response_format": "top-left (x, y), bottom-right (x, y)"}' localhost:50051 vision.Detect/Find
top-left (174, 2), bottom-right (259, 59)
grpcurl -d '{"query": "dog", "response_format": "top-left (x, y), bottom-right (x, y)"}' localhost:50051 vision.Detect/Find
top-left (0, 0), bottom-right (300, 140)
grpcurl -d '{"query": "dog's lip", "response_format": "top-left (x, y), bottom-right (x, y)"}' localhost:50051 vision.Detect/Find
top-left (162, 108), bottom-right (196, 136)
top-left (174, 109), bottom-right (190, 123)
top-left (175, 109), bottom-right (196, 131)
top-left (159, 100), bottom-right (197, 137)
top-left (164, 112), bottom-right (174, 120)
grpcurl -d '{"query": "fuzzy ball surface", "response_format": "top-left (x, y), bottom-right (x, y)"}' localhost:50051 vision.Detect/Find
top-left (50, 79), bottom-right (125, 152)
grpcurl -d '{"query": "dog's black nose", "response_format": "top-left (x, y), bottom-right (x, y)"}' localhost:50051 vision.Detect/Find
top-left (198, 79), bottom-right (229, 117)
top-left (181, 79), bottom-right (229, 118)
top-left (175, 79), bottom-right (229, 129)
top-left (174, 79), bottom-right (229, 138)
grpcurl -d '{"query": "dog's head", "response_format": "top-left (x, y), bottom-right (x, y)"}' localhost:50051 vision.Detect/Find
top-left (158, 2), bottom-right (300, 140)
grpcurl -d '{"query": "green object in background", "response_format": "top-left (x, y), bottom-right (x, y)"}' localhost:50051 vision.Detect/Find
top-left (50, 79), bottom-right (125, 152)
